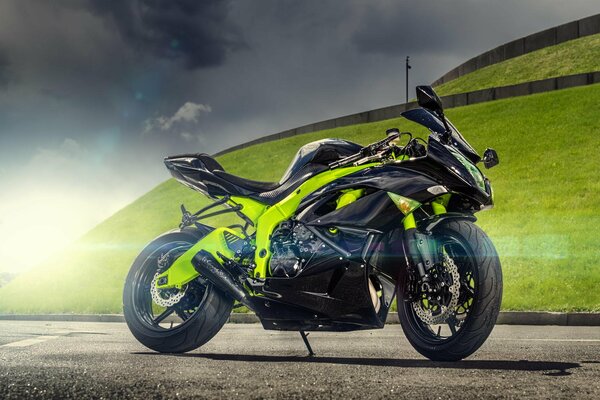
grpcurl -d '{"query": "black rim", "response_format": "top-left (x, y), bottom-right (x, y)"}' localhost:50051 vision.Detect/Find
top-left (404, 235), bottom-right (477, 344)
top-left (131, 240), bottom-right (210, 332)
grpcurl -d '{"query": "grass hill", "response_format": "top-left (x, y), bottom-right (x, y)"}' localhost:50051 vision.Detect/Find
top-left (1, 83), bottom-right (599, 313)
top-left (435, 33), bottom-right (600, 95)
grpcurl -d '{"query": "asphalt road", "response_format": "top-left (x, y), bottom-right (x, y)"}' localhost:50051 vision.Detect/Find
top-left (0, 321), bottom-right (599, 399)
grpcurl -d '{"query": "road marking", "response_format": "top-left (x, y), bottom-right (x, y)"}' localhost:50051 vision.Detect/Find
top-left (1, 335), bottom-right (61, 348)
top-left (495, 338), bottom-right (600, 343)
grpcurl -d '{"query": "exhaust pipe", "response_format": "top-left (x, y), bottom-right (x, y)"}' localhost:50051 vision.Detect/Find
top-left (192, 250), bottom-right (253, 309)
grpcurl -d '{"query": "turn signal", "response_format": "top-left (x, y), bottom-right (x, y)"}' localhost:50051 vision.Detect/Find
top-left (387, 193), bottom-right (421, 215)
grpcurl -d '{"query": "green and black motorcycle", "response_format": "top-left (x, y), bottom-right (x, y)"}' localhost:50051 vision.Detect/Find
top-left (123, 86), bottom-right (502, 361)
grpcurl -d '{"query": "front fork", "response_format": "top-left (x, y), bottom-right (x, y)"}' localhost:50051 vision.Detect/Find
top-left (402, 197), bottom-right (448, 288)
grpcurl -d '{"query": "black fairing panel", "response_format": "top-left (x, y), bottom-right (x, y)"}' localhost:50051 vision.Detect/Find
top-left (299, 165), bottom-right (442, 213)
top-left (164, 154), bottom-right (260, 198)
top-left (299, 191), bottom-right (402, 231)
top-left (262, 259), bottom-right (383, 329)
top-left (407, 137), bottom-right (493, 207)
top-left (255, 224), bottom-right (398, 331)
top-left (298, 139), bottom-right (492, 213)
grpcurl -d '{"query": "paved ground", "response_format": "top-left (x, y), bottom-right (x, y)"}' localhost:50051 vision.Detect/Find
top-left (0, 322), bottom-right (599, 399)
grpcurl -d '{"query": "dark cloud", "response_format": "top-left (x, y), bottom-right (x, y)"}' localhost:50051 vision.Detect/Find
top-left (89, 0), bottom-right (245, 69)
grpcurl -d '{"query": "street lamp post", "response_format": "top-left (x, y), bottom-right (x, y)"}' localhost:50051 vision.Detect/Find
top-left (406, 56), bottom-right (411, 103)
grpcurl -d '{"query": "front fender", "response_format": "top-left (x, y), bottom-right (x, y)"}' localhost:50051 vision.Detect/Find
top-left (418, 212), bottom-right (477, 233)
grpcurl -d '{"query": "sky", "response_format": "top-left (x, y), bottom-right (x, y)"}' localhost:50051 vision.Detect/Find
top-left (0, 0), bottom-right (598, 273)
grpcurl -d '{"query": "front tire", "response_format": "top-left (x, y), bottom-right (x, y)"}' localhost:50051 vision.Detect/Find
top-left (123, 229), bottom-right (233, 353)
top-left (398, 220), bottom-right (502, 361)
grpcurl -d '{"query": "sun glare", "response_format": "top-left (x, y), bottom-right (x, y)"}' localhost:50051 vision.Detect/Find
top-left (0, 189), bottom-right (126, 274)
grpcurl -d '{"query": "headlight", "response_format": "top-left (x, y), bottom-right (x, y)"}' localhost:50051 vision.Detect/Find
top-left (450, 150), bottom-right (486, 192)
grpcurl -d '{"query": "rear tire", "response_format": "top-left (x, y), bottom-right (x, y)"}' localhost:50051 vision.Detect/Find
top-left (398, 220), bottom-right (502, 361)
top-left (123, 229), bottom-right (233, 353)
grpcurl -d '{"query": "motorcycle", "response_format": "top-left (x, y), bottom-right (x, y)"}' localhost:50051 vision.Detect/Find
top-left (123, 86), bottom-right (502, 361)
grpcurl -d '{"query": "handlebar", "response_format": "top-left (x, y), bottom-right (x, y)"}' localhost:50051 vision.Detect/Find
top-left (328, 131), bottom-right (402, 169)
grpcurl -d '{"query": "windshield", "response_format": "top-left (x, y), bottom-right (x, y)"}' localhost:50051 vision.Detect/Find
top-left (401, 108), bottom-right (481, 163)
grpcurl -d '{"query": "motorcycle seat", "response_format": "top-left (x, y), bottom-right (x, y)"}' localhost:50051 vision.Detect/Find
top-left (164, 139), bottom-right (362, 205)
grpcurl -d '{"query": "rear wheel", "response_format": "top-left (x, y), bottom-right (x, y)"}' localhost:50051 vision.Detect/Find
top-left (123, 230), bottom-right (233, 353)
top-left (397, 220), bottom-right (502, 361)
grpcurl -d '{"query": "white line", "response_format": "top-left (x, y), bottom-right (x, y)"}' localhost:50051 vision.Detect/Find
top-left (495, 338), bottom-right (600, 343)
top-left (1, 335), bottom-right (61, 348)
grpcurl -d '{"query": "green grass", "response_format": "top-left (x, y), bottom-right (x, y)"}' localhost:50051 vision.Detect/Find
top-left (435, 33), bottom-right (600, 95)
top-left (1, 84), bottom-right (599, 313)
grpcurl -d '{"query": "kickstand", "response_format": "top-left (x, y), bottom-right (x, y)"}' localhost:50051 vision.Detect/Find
top-left (299, 330), bottom-right (314, 357)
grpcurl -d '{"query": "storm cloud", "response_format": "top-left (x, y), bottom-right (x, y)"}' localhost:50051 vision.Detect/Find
top-left (89, 0), bottom-right (245, 69)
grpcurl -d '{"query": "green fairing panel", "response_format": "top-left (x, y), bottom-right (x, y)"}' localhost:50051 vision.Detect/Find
top-left (156, 227), bottom-right (243, 289)
top-left (336, 189), bottom-right (365, 209)
top-left (157, 163), bottom-right (374, 288)
top-left (229, 196), bottom-right (267, 224)
top-left (252, 164), bottom-right (374, 278)
top-left (431, 193), bottom-right (451, 215)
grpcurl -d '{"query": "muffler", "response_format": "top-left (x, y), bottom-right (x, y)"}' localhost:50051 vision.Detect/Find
top-left (191, 250), bottom-right (254, 310)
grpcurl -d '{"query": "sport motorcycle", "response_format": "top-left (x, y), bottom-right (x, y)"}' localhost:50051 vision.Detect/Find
top-left (123, 86), bottom-right (502, 361)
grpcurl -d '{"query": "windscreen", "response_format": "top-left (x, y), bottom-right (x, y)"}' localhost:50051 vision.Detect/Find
top-left (401, 108), bottom-right (481, 164)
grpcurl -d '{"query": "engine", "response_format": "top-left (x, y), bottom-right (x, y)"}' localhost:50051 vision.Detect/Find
top-left (269, 221), bottom-right (325, 277)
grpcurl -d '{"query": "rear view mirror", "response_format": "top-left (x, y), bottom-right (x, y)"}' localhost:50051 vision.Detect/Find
top-left (483, 148), bottom-right (499, 169)
top-left (416, 85), bottom-right (444, 114)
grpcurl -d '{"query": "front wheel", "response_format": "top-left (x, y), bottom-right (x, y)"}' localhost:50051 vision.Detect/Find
top-left (123, 229), bottom-right (233, 353)
top-left (398, 220), bottom-right (502, 361)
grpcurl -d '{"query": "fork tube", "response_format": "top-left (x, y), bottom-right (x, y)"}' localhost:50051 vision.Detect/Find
top-left (403, 212), bottom-right (416, 231)
top-left (431, 201), bottom-right (446, 215)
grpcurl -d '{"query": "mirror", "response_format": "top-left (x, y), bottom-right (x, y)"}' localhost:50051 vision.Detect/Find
top-left (416, 85), bottom-right (444, 114)
top-left (483, 148), bottom-right (499, 169)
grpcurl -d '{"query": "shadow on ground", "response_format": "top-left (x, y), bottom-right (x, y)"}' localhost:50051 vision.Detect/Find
top-left (134, 352), bottom-right (581, 375)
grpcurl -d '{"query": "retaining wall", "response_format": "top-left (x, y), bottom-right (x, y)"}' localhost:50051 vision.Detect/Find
top-left (214, 72), bottom-right (600, 156)
top-left (432, 13), bottom-right (600, 87)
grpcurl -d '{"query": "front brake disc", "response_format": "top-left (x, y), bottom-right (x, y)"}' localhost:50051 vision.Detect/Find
top-left (412, 254), bottom-right (460, 325)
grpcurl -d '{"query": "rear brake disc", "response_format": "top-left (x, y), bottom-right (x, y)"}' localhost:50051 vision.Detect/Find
top-left (150, 273), bottom-right (187, 307)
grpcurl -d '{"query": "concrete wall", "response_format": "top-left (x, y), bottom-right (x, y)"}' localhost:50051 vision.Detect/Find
top-left (432, 13), bottom-right (600, 87)
top-left (213, 72), bottom-right (599, 157)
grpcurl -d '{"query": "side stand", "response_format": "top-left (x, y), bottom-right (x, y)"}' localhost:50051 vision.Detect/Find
top-left (299, 331), bottom-right (314, 357)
